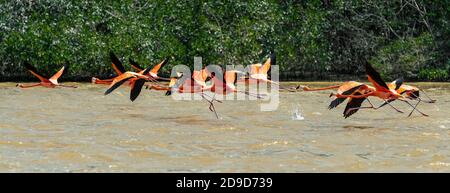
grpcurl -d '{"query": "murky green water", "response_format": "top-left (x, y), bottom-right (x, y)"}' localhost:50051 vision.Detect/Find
top-left (0, 82), bottom-right (449, 172)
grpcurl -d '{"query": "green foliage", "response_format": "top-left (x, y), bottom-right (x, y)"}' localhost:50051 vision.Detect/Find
top-left (418, 68), bottom-right (449, 81)
top-left (0, 0), bottom-right (449, 81)
top-left (370, 33), bottom-right (436, 80)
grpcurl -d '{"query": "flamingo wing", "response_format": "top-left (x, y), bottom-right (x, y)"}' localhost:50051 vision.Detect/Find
top-left (110, 52), bottom-right (126, 75)
top-left (164, 77), bottom-right (179, 96)
top-left (224, 71), bottom-right (239, 86)
top-left (129, 58), bottom-right (144, 72)
top-left (192, 69), bottom-right (209, 87)
top-left (104, 73), bottom-right (136, 95)
top-left (150, 58), bottom-right (169, 76)
top-left (329, 84), bottom-right (364, 109)
top-left (343, 92), bottom-right (366, 118)
top-left (248, 64), bottom-right (261, 75)
top-left (49, 64), bottom-right (68, 84)
top-left (260, 52), bottom-right (275, 75)
top-left (365, 62), bottom-right (390, 92)
top-left (24, 62), bottom-right (49, 82)
top-left (141, 63), bottom-right (154, 75)
top-left (130, 79), bottom-right (146, 101)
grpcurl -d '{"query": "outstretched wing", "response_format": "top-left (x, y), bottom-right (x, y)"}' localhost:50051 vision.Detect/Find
top-left (49, 64), bottom-right (69, 83)
top-left (248, 63), bottom-right (261, 76)
top-left (365, 62), bottom-right (389, 92)
top-left (104, 73), bottom-right (135, 95)
top-left (329, 84), bottom-right (364, 109)
top-left (129, 58), bottom-right (144, 72)
top-left (130, 79), bottom-right (146, 101)
top-left (24, 62), bottom-right (49, 82)
top-left (110, 52), bottom-right (126, 75)
top-left (142, 64), bottom-right (154, 75)
top-left (343, 92), bottom-right (366, 118)
top-left (224, 70), bottom-right (240, 86)
top-left (150, 58), bottom-right (169, 76)
top-left (260, 52), bottom-right (275, 75)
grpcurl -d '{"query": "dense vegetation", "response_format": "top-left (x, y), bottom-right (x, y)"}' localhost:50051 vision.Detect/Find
top-left (1, 0), bottom-right (449, 81)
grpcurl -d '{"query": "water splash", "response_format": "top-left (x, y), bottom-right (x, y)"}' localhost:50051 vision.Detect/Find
top-left (291, 104), bottom-right (305, 120)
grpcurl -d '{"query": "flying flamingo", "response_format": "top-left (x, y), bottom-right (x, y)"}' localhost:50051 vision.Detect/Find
top-left (16, 62), bottom-right (77, 88)
top-left (92, 52), bottom-right (127, 85)
top-left (129, 58), bottom-right (170, 81)
top-left (299, 62), bottom-right (429, 117)
top-left (299, 81), bottom-right (403, 118)
top-left (160, 69), bottom-right (226, 118)
top-left (104, 65), bottom-right (154, 101)
top-left (163, 68), bottom-right (209, 95)
top-left (330, 62), bottom-right (429, 117)
top-left (196, 67), bottom-right (266, 118)
top-left (239, 53), bottom-right (278, 85)
top-left (374, 78), bottom-right (436, 116)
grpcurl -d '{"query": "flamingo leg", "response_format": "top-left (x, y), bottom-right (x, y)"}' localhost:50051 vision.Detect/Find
top-left (334, 92), bottom-right (373, 99)
top-left (202, 93), bottom-right (223, 104)
top-left (345, 98), bottom-right (375, 113)
top-left (200, 94), bottom-right (219, 119)
top-left (16, 83), bottom-right (42, 88)
top-left (57, 84), bottom-right (77, 88)
top-left (407, 99), bottom-right (422, 117)
top-left (412, 91), bottom-right (435, 103)
top-left (383, 100), bottom-right (404, 113)
top-left (419, 89), bottom-right (436, 103)
top-left (238, 91), bottom-right (266, 99)
top-left (400, 99), bottom-right (429, 117)
top-left (156, 77), bottom-right (171, 81)
top-left (346, 98), bottom-right (404, 114)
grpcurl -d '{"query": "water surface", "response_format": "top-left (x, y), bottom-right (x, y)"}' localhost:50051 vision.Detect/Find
top-left (0, 82), bottom-right (449, 172)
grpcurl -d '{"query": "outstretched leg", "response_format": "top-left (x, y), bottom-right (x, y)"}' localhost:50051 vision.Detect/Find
top-left (415, 90), bottom-right (436, 103)
top-left (238, 91), bottom-right (266, 99)
top-left (400, 99), bottom-right (428, 117)
top-left (331, 91), bottom-right (374, 99)
top-left (202, 93), bottom-right (223, 104)
top-left (16, 83), bottom-right (42, 88)
top-left (200, 94), bottom-right (219, 119)
top-left (346, 98), bottom-right (404, 114)
top-left (345, 99), bottom-right (375, 113)
top-left (407, 100), bottom-right (422, 117)
top-left (383, 100), bottom-right (404, 113)
top-left (57, 84), bottom-right (77, 88)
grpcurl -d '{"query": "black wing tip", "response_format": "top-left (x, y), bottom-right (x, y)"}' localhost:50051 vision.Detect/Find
top-left (104, 89), bottom-right (112, 95)
top-left (343, 109), bottom-right (355, 119)
top-left (23, 62), bottom-right (35, 70)
top-left (270, 53), bottom-right (276, 66)
top-left (129, 58), bottom-right (144, 71)
top-left (61, 63), bottom-right (70, 77)
top-left (143, 65), bottom-right (153, 75)
top-left (129, 58), bottom-right (138, 66)
top-left (365, 61), bottom-right (389, 89)
top-left (160, 58), bottom-right (169, 68)
top-left (328, 98), bottom-right (346, 110)
top-left (165, 90), bottom-right (172, 96)
top-left (109, 52), bottom-right (121, 64)
top-left (130, 96), bottom-right (137, 101)
top-left (130, 79), bottom-right (146, 102)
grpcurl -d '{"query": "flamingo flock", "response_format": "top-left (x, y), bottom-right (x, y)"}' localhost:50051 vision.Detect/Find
top-left (16, 52), bottom-right (435, 119)
top-left (300, 62), bottom-right (435, 118)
